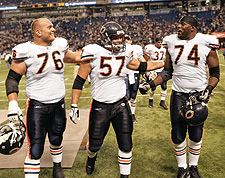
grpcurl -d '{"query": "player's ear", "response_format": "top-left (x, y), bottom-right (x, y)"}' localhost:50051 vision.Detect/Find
top-left (190, 26), bottom-right (196, 32)
top-left (35, 29), bottom-right (41, 37)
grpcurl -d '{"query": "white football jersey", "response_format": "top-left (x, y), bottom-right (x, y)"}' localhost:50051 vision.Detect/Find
top-left (132, 44), bottom-right (143, 61)
top-left (126, 44), bottom-right (143, 75)
top-left (163, 33), bottom-right (219, 93)
top-left (12, 38), bottom-right (68, 104)
top-left (81, 44), bottom-right (134, 103)
top-left (144, 44), bottom-right (165, 72)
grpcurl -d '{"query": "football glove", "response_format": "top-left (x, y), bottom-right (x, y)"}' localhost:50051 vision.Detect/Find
top-left (139, 75), bottom-right (156, 95)
top-left (198, 85), bottom-right (213, 103)
top-left (70, 104), bottom-right (80, 124)
top-left (7, 100), bottom-right (23, 121)
top-left (139, 79), bottom-right (151, 95)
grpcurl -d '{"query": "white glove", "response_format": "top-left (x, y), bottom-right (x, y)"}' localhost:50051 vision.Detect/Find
top-left (8, 100), bottom-right (23, 121)
top-left (69, 104), bottom-right (80, 124)
top-left (198, 85), bottom-right (213, 103)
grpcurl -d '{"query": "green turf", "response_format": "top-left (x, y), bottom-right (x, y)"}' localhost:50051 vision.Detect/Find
top-left (0, 50), bottom-right (224, 178)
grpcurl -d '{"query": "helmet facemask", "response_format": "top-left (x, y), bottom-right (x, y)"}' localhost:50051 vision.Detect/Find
top-left (0, 119), bottom-right (26, 155)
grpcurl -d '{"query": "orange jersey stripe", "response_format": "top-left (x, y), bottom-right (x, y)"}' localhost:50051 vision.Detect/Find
top-left (82, 57), bottom-right (94, 61)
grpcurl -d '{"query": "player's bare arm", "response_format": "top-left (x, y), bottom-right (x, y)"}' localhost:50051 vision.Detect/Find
top-left (153, 49), bottom-right (173, 86)
top-left (70, 60), bottom-right (91, 124)
top-left (206, 49), bottom-right (220, 88)
top-left (71, 60), bottom-right (91, 104)
top-left (11, 60), bottom-right (27, 75)
top-left (139, 57), bottom-right (147, 62)
top-left (63, 49), bottom-right (81, 63)
top-left (127, 56), bottom-right (164, 71)
top-left (6, 60), bottom-right (26, 102)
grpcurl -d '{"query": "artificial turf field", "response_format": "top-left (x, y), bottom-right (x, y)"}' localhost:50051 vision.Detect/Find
top-left (0, 50), bottom-right (224, 178)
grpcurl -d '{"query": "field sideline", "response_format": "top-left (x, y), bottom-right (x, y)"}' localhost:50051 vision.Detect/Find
top-left (0, 50), bottom-right (224, 178)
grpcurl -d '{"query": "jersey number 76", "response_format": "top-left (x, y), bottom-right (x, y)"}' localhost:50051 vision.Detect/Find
top-left (37, 51), bottom-right (63, 74)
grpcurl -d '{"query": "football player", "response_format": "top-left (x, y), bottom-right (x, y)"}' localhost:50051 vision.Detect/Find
top-left (5, 18), bottom-right (81, 178)
top-left (143, 16), bottom-right (220, 178)
top-left (125, 35), bottom-right (145, 123)
top-left (69, 21), bottom-right (164, 178)
top-left (144, 38), bottom-right (168, 110)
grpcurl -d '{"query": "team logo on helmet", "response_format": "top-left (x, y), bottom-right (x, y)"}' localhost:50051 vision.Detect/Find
top-left (180, 92), bottom-right (208, 126)
top-left (185, 110), bottom-right (194, 119)
top-left (100, 26), bottom-right (106, 34)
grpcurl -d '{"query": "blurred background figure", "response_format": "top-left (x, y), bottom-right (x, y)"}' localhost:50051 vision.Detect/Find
top-left (5, 53), bottom-right (12, 69)
top-left (125, 34), bottom-right (145, 123)
top-left (144, 38), bottom-right (168, 110)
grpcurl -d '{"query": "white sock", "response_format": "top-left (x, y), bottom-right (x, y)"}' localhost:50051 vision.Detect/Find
top-left (149, 89), bottom-right (154, 100)
top-left (160, 89), bottom-right (167, 101)
top-left (173, 140), bottom-right (187, 168)
top-left (118, 149), bottom-right (132, 175)
top-left (24, 155), bottom-right (40, 178)
top-left (50, 144), bottom-right (63, 163)
top-left (189, 139), bottom-right (202, 166)
top-left (130, 98), bottom-right (136, 115)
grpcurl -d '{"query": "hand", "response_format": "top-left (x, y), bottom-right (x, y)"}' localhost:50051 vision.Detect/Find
top-left (198, 85), bottom-right (213, 103)
top-left (70, 104), bottom-right (80, 124)
top-left (139, 80), bottom-right (151, 95)
top-left (8, 100), bottom-right (23, 121)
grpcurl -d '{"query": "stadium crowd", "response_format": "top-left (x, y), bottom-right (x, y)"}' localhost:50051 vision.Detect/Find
top-left (1, 4), bottom-right (225, 56)
top-left (0, 0), bottom-right (74, 6)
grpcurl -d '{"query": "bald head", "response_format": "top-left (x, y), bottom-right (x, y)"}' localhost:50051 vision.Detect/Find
top-left (31, 18), bottom-right (51, 35)
top-left (30, 18), bottom-right (55, 46)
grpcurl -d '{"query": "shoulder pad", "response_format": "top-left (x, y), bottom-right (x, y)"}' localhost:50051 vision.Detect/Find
top-left (81, 44), bottom-right (99, 61)
top-left (52, 38), bottom-right (69, 52)
top-left (12, 42), bottom-right (31, 60)
top-left (200, 34), bottom-right (219, 49)
top-left (144, 44), bottom-right (154, 51)
top-left (132, 45), bottom-right (143, 60)
top-left (133, 44), bottom-right (142, 51)
top-left (162, 34), bottom-right (176, 49)
top-left (125, 44), bottom-right (134, 56)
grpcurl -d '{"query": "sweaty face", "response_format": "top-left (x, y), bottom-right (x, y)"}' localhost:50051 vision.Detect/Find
top-left (38, 19), bottom-right (56, 45)
top-left (177, 21), bottom-right (192, 40)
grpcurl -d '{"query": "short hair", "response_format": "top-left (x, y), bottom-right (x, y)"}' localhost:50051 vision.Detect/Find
top-left (30, 20), bottom-right (38, 35)
top-left (30, 18), bottom-right (48, 35)
top-left (180, 16), bottom-right (198, 28)
top-left (155, 38), bottom-right (162, 42)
